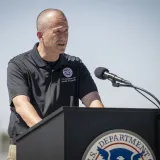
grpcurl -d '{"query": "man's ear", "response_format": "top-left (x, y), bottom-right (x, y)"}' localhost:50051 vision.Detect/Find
top-left (37, 32), bottom-right (43, 41)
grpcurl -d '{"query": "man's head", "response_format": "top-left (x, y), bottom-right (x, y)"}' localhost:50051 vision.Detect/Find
top-left (36, 8), bottom-right (68, 55)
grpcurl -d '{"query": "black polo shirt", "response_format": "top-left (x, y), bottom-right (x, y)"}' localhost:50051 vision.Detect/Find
top-left (7, 43), bottom-right (98, 138)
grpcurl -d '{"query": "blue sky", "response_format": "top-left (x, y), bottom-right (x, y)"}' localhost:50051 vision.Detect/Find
top-left (0, 0), bottom-right (159, 131)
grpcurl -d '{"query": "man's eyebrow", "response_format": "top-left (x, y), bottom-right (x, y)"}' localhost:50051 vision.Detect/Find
top-left (53, 26), bottom-right (69, 31)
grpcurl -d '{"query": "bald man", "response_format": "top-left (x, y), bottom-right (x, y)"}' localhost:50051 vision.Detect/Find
top-left (7, 8), bottom-right (104, 160)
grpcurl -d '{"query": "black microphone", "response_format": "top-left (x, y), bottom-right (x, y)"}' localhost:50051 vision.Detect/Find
top-left (94, 67), bottom-right (160, 108)
top-left (94, 67), bottom-right (131, 84)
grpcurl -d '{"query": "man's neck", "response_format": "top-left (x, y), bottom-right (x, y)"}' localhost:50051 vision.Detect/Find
top-left (37, 43), bottom-right (60, 62)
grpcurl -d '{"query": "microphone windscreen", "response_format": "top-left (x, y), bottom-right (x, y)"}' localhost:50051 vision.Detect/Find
top-left (94, 67), bottom-right (109, 80)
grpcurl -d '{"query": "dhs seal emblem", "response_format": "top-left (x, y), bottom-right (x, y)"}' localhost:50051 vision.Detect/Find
top-left (63, 67), bottom-right (73, 78)
top-left (82, 129), bottom-right (156, 160)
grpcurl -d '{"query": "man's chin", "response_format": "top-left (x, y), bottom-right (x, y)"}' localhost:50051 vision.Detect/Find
top-left (57, 48), bottom-right (66, 53)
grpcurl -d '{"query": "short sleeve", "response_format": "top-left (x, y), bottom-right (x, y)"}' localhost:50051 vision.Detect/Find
top-left (78, 61), bottom-right (98, 99)
top-left (7, 61), bottom-right (30, 107)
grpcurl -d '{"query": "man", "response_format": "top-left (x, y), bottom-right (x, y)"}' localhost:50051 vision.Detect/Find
top-left (7, 8), bottom-right (104, 160)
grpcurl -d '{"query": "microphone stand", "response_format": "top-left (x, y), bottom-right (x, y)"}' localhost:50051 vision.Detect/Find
top-left (110, 80), bottom-right (160, 109)
top-left (110, 79), bottom-right (160, 157)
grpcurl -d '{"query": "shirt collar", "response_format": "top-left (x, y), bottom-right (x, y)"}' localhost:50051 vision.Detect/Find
top-left (31, 42), bottom-right (68, 68)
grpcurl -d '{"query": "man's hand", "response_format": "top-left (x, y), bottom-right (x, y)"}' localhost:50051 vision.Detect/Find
top-left (13, 95), bottom-right (42, 127)
top-left (81, 91), bottom-right (104, 108)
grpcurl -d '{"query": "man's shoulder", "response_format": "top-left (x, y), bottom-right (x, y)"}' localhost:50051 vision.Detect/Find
top-left (8, 49), bottom-right (32, 65)
top-left (63, 53), bottom-right (83, 65)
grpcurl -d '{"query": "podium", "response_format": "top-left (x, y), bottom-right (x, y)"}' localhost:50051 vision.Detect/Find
top-left (16, 107), bottom-right (160, 160)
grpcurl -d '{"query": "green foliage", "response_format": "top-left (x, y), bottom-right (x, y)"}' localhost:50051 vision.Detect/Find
top-left (0, 132), bottom-right (9, 143)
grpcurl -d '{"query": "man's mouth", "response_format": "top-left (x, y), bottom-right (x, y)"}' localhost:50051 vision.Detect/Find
top-left (58, 44), bottom-right (65, 46)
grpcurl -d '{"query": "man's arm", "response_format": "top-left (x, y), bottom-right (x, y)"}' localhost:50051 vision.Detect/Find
top-left (81, 91), bottom-right (104, 108)
top-left (78, 59), bottom-right (104, 108)
top-left (7, 61), bottom-right (42, 128)
top-left (13, 95), bottom-right (42, 127)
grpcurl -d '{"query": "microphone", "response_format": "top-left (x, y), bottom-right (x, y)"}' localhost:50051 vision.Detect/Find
top-left (94, 67), bottom-right (131, 84)
top-left (94, 66), bottom-right (160, 109)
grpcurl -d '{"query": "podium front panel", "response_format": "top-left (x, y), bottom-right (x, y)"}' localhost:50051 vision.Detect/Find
top-left (64, 108), bottom-right (159, 160)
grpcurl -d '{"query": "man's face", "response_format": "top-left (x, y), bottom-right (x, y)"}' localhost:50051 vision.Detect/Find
top-left (40, 15), bottom-right (69, 54)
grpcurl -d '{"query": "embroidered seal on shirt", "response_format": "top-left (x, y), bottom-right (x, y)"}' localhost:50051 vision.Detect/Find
top-left (63, 67), bottom-right (73, 78)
